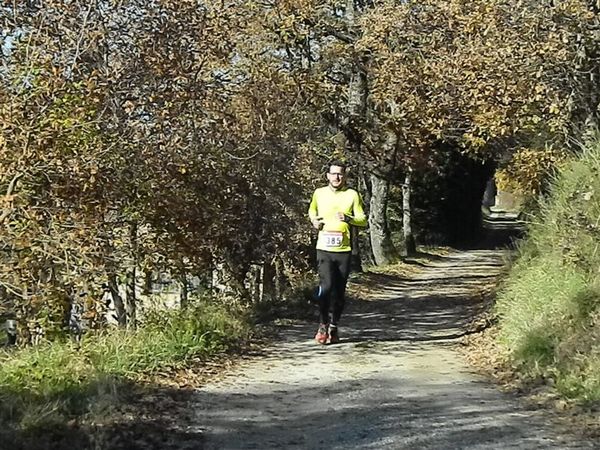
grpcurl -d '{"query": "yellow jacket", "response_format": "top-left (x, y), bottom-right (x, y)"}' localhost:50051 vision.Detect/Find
top-left (308, 186), bottom-right (367, 252)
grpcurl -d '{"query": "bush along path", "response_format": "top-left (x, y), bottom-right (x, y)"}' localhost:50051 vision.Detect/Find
top-left (191, 249), bottom-right (596, 449)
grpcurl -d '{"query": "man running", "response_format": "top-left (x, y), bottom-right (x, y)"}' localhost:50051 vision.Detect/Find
top-left (308, 161), bottom-right (367, 344)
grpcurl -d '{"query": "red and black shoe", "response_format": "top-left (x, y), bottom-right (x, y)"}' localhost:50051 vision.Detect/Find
top-left (327, 325), bottom-right (339, 344)
top-left (315, 323), bottom-right (329, 345)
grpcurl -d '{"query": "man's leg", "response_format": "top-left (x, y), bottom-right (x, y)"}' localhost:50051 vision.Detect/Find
top-left (315, 250), bottom-right (334, 343)
top-left (330, 251), bottom-right (352, 326)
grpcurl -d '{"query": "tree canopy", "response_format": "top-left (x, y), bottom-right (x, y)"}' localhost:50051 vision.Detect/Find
top-left (1, 0), bottom-right (598, 341)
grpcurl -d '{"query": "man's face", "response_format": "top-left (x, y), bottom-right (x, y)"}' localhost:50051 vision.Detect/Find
top-left (327, 165), bottom-right (346, 190)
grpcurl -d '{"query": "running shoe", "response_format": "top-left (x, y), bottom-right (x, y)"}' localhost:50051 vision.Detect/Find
top-left (327, 325), bottom-right (339, 344)
top-left (314, 323), bottom-right (329, 344)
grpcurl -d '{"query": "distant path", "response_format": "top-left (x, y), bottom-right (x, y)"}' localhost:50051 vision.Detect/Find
top-left (192, 250), bottom-right (594, 449)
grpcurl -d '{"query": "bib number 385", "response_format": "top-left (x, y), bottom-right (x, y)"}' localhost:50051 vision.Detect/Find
top-left (323, 231), bottom-right (343, 248)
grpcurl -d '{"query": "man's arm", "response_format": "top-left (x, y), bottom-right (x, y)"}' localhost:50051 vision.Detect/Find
top-left (308, 191), bottom-right (324, 229)
top-left (344, 191), bottom-right (367, 227)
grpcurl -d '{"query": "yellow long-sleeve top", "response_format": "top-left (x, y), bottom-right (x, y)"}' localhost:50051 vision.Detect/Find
top-left (308, 186), bottom-right (367, 252)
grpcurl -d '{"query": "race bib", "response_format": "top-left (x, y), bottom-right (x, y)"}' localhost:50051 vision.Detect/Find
top-left (322, 231), bottom-right (343, 248)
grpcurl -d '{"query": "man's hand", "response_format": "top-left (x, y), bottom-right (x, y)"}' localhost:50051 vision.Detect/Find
top-left (311, 216), bottom-right (324, 230)
top-left (336, 212), bottom-right (350, 223)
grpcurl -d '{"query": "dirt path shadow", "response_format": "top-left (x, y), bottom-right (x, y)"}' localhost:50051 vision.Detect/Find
top-left (191, 249), bottom-right (596, 449)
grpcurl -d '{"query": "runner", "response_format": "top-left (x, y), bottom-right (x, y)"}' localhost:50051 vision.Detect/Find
top-left (308, 161), bottom-right (367, 344)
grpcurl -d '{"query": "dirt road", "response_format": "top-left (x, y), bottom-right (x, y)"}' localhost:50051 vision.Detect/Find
top-left (191, 250), bottom-right (595, 449)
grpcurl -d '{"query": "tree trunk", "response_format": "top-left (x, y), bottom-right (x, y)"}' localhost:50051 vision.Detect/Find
top-left (358, 167), bottom-right (375, 266)
top-left (369, 172), bottom-right (398, 265)
top-left (262, 258), bottom-right (276, 302)
top-left (346, 0), bottom-right (355, 23)
top-left (274, 255), bottom-right (287, 300)
top-left (107, 272), bottom-right (127, 327)
top-left (179, 268), bottom-right (188, 309)
top-left (402, 168), bottom-right (417, 257)
top-left (211, 255), bottom-right (250, 303)
top-left (350, 227), bottom-right (363, 272)
top-left (142, 269), bottom-right (153, 295)
top-left (344, 1), bottom-right (367, 153)
top-left (227, 259), bottom-right (250, 303)
top-left (249, 265), bottom-right (261, 303)
top-left (125, 221), bottom-right (137, 329)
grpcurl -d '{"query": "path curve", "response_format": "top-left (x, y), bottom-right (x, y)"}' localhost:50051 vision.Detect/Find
top-left (192, 250), bottom-right (594, 449)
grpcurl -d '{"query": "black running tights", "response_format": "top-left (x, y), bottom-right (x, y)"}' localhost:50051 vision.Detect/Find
top-left (316, 250), bottom-right (352, 325)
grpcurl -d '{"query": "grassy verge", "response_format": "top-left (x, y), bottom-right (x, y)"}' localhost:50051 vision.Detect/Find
top-left (0, 301), bottom-right (251, 438)
top-left (494, 141), bottom-right (600, 406)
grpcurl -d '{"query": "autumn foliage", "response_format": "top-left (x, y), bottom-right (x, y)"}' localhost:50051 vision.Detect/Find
top-left (1, 0), bottom-right (599, 342)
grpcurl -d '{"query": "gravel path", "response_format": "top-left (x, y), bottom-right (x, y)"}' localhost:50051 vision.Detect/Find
top-left (192, 250), bottom-right (595, 449)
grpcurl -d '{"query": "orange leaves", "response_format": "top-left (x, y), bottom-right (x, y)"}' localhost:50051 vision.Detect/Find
top-left (0, 0), bottom-right (595, 339)
top-left (496, 146), bottom-right (567, 195)
top-left (352, 0), bottom-right (592, 167)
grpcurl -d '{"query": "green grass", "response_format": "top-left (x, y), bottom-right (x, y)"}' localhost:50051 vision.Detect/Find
top-left (495, 140), bottom-right (600, 405)
top-left (0, 302), bottom-right (250, 433)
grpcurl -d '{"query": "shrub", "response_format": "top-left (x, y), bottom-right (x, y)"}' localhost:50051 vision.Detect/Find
top-left (0, 302), bottom-right (250, 433)
top-left (495, 140), bottom-right (600, 405)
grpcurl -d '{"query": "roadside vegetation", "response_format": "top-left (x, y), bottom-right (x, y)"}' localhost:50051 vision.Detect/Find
top-left (0, 301), bottom-right (251, 441)
top-left (496, 140), bottom-right (600, 406)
